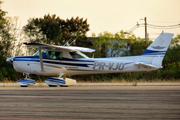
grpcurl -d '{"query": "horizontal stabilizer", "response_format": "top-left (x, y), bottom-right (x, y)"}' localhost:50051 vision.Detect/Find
top-left (135, 62), bottom-right (160, 69)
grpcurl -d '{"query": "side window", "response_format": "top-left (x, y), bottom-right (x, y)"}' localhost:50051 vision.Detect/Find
top-left (34, 49), bottom-right (44, 56)
top-left (45, 51), bottom-right (53, 59)
top-left (45, 51), bottom-right (63, 60)
top-left (70, 52), bottom-right (82, 58)
top-left (69, 52), bottom-right (88, 59)
top-left (56, 52), bottom-right (63, 59)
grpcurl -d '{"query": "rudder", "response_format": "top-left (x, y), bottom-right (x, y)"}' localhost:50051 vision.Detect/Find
top-left (141, 32), bottom-right (174, 67)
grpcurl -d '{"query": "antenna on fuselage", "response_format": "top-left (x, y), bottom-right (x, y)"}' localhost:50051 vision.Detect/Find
top-left (63, 38), bottom-right (72, 46)
top-left (63, 38), bottom-right (77, 46)
top-left (69, 38), bottom-right (77, 46)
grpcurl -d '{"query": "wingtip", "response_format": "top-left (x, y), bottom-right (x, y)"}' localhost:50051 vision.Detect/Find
top-left (23, 42), bottom-right (31, 45)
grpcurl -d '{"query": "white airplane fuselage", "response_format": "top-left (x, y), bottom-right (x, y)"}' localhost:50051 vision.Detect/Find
top-left (12, 55), bottom-right (158, 76)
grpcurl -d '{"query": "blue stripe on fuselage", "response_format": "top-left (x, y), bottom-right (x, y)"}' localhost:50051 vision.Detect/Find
top-left (13, 56), bottom-right (94, 67)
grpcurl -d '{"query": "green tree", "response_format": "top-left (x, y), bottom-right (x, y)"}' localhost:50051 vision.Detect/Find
top-left (0, 1), bottom-right (6, 30)
top-left (0, 1), bottom-right (22, 57)
top-left (92, 30), bottom-right (136, 57)
top-left (127, 38), bottom-right (152, 56)
top-left (0, 0), bottom-right (11, 57)
top-left (3, 16), bottom-right (27, 57)
top-left (23, 14), bottom-right (90, 46)
top-left (163, 34), bottom-right (180, 70)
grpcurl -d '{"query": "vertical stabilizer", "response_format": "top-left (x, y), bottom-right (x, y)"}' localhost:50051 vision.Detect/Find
top-left (141, 32), bottom-right (174, 67)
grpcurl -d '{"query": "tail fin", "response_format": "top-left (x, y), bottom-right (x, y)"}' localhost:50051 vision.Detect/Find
top-left (140, 32), bottom-right (174, 68)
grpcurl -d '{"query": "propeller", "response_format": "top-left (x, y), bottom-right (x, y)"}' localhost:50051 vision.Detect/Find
top-left (6, 57), bottom-right (14, 64)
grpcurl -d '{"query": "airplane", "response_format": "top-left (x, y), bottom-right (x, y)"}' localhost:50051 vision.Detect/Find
top-left (6, 32), bottom-right (174, 87)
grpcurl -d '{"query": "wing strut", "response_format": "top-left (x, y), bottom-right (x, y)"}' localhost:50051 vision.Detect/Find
top-left (38, 47), bottom-right (44, 71)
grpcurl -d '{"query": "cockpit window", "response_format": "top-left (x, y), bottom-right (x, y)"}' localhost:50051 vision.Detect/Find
top-left (45, 51), bottom-right (63, 60)
top-left (34, 49), bottom-right (63, 60)
top-left (69, 51), bottom-right (88, 59)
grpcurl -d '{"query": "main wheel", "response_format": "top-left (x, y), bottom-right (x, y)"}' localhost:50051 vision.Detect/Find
top-left (20, 85), bottom-right (28, 87)
top-left (60, 85), bottom-right (68, 87)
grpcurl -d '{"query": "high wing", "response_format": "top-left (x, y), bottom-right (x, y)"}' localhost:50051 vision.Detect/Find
top-left (23, 42), bottom-right (95, 52)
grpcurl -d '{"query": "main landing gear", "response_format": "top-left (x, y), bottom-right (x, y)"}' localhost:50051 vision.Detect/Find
top-left (17, 74), bottom-right (35, 87)
top-left (45, 74), bottom-right (77, 87)
top-left (17, 74), bottom-right (77, 87)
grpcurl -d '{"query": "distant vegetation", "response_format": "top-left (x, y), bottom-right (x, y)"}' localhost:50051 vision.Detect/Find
top-left (0, 0), bottom-right (180, 82)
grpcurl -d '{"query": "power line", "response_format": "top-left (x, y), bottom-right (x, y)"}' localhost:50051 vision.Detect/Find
top-left (148, 23), bottom-right (180, 27)
top-left (138, 23), bottom-right (180, 29)
top-left (147, 26), bottom-right (180, 29)
top-left (123, 18), bottom-right (180, 40)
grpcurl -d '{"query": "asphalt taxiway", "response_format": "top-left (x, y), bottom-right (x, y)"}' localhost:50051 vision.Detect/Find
top-left (1, 82), bottom-right (180, 87)
top-left (0, 86), bottom-right (180, 120)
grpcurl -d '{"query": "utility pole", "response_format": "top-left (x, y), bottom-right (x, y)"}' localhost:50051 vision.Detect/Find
top-left (144, 17), bottom-right (148, 43)
top-left (124, 17), bottom-right (148, 42)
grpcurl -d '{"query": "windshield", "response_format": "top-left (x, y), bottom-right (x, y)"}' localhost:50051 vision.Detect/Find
top-left (34, 49), bottom-right (44, 56)
top-left (69, 51), bottom-right (88, 59)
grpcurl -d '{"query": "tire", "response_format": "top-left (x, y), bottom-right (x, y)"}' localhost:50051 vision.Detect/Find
top-left (49, 85), bottom-right (57, 87)
top-left (21, 85), bottom-right (28, 87)
top-left (60, 85), bottom-right (68, 87)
